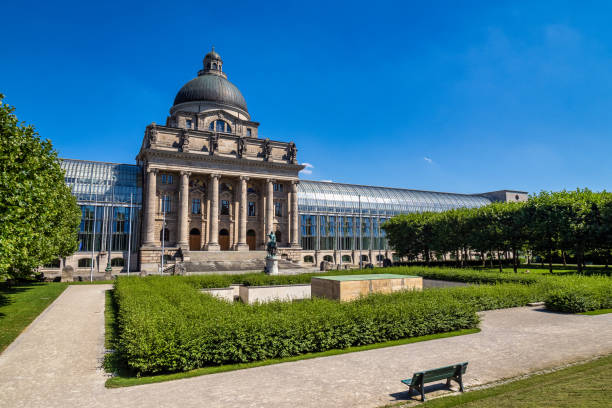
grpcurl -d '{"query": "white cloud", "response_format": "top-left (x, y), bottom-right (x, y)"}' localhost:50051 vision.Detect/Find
top-left (320, 179), bottom-right (333, 183)
top-left (300, 162), bottom-right (314, 175)
top-left (424, 157), bottom-right (433, 164)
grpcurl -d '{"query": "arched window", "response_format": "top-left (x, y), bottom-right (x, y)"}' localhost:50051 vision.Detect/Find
top-left (209, 120), bottom-right (231, 133)
top-left (78, 258), bottom-right (91, 268)
top-left (160, 228), bottom-right (170, 242)
top-left (361, 255), bottom-right (369, 262)
top-left (190, 228), bottom-right (200, 235)
top-left (342, 255), bottom-right (352, 263)
top-left (303, 255), bottom-right (314, 263)
top-left (111, 258), bottom-right (124, 267)
top-left (323, 255), bottom-right (333, 262)
top-left (212, 62), bottom-right (217, 70)
top-left (376, 254), bottom-right (385, 261)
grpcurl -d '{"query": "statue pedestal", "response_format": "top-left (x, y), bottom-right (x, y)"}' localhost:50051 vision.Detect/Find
top-left (265, 257), bottom-right (279, 275)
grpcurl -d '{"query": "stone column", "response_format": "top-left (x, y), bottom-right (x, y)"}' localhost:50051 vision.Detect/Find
top-left (266, 179), bottom-right (274, 237)
top-left (206, 174), bottom-right (220, 251)
top-left (143, 168), bottom-right (158, 245)
top-left (236, 176), bottom-right (249, 251)
top-left (290, 180), bottom-right (300, 248)
top-left (178, 171), bottom-right (190, 249)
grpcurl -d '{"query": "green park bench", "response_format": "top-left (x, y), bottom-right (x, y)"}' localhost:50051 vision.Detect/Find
top-left (401, 362), bottom-right (468, 401)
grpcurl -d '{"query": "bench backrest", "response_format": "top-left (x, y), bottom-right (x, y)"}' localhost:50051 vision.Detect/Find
top-left (412, 362), bottom-right (468, 384)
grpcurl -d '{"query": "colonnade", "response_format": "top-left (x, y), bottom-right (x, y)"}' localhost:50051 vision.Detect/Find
top-left (142, 168), bottom-right (300, 250)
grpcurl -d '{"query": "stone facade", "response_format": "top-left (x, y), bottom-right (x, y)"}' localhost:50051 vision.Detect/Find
top-left (137, 49), bottom-right (303, 273)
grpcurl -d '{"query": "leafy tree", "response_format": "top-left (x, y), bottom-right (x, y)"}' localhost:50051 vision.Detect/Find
top-left (0, 95), bottom-right (81, 280)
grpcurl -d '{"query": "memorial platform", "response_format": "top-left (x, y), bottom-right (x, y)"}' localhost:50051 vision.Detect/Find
top-left (311, 273), bottom-right (423, 301)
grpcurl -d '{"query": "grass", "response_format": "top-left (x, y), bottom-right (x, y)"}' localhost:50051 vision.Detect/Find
top-left (579, 308), bottom-right (612, 315)
top-left (396, 354), bottom-right (612, 407)
top-left (0, 282), bottom-right (67, 353)
top-left (103, 288), bottom-right (479, 388)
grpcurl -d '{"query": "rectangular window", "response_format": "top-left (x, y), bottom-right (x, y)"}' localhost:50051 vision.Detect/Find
top-left (246, 128), bottom-right (252, 137)
top-left (161, 174), bottom-right (173, 184)
top-left (192, 199), bottom-right (201, 214)
top-left (248, 201), bottom-right (256, 216)
top-left (220, 200), bottom-right (230, 215)
top-left (274, 201), bottom-right (282, 217)
top-left (161, 196), bottom-right (171, 213)
top-left (273, 183), bottom-right (283, 192)
top-left (186, 119), bottom-right (192, 129)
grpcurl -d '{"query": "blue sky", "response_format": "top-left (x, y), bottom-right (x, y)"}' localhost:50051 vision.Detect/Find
top-left (3, 1), bottom-right (612, 194)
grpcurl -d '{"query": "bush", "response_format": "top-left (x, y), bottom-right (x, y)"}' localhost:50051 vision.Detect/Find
top-left (544, 276), bottom-right (612, 313)
top-left (114, 276), bottom-right (482, 375)
top-left (112, 269), bottom-right (611, 375)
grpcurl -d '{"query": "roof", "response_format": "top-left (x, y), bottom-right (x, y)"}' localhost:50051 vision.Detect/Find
top-left (173, 73), bottom-right (248, 111)
top-left (297, 180), bottom-right (492, 215)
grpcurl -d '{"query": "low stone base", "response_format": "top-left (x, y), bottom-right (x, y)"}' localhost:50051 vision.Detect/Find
top-left (206, 243), bottom-right (220, 251)
top-left (265, 257), bottom-right (279, 275)
top-left (234, 243), bottom-right (250, 251)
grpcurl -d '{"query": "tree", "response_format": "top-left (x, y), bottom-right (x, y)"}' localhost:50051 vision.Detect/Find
top-left (0, 95), bottom-right (81, 280)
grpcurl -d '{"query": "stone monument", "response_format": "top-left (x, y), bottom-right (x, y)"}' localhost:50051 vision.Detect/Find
top-left (264, 231), bottom-right (279, 275)
top-left (61, 265), bottom-right (74, 282)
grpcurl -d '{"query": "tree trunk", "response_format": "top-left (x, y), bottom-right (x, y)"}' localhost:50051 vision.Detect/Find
top-left (513, 246), bottom-right (518, 273)
top-left (548, 249), bottom-right (553, 274)
top-left (562, 251), bottom-right (567, 267)
top-left (576, 247), bottom-right (584, 274)
top-left (489, 250), bottom-right (494, 269)
top-left (481, 251), bottom-right (486, 267)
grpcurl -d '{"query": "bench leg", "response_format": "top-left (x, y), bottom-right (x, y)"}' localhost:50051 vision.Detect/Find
top-left (446, 378), bottom-right (451, 387)
top-left (420, 379), bottom-right (426, 402)
top-left (458, 373), bottom-right (464, 392)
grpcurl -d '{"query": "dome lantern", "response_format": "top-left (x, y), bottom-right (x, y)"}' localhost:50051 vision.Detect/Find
top-left (201, 46), bottom-right (223, 74)
top-left (172, 47), bottom-right (249, 116)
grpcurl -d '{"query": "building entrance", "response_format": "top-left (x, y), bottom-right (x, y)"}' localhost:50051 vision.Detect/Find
top-left (219, 229), bottom-right (230, 251)
top-left (189, 228), bottom-right (201, 251)
top-left (247, 229), bottom-right (256, 250)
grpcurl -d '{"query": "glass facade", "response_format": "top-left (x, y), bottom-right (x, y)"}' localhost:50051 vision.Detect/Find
top-left (297, 180), bottom-right (491, 252)
top-left (61, 159), bottom-right (142, 253)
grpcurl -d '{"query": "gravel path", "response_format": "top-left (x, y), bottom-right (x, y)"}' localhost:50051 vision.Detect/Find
top-left (1, 284), bottom-right (611, 408)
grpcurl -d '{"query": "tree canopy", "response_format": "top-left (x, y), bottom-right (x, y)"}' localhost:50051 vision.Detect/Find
top-left (0, 95), bottom-right (81, 280)
top-left (382, 189), bottom-right (612, 273)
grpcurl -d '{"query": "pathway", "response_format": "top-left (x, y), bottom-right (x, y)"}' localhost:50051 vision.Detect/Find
top-left (0, 284), bottom-right (611, 408)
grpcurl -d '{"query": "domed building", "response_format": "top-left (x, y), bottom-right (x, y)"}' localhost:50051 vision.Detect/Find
top-left (136, 48), bottom-right (304, 273)
top-left (50, 49), bottom-right (527, 279)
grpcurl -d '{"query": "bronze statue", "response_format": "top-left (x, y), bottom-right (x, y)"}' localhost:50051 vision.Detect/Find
top-left (263, 139), bottom-right (272, 161)
top-left (266, 231), bottom-right (277, 257)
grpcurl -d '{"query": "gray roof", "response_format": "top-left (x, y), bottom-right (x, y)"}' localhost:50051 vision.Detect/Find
top-left (173, 73), bottom-right (248, 112)
top-left (297, 180), bottom-right (492, 216)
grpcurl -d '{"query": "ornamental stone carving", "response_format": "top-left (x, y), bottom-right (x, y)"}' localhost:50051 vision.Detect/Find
top-left (148, 123), bottom-right (158, 146)
top-left (287, 142), bottom-right (297, 164)
top-left (237, 136), bottom-right (246, 158)
top-left (210, 134), bottom-right (219, 155)
top-left (179, 130), bottom-right (190, 152)
top-left (262, 138), bottom-right (272, 161)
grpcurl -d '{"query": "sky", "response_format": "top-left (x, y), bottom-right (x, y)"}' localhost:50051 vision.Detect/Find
top-left (2, 0), bottom-right (612, 195)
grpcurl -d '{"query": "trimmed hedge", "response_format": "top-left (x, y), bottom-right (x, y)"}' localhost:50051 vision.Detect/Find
top-left (113, 275), bottom-right (557, 375)
top-left (112, 268), bottom-right (611, 375)
top-left (544, 276), bottom-right (612, 313)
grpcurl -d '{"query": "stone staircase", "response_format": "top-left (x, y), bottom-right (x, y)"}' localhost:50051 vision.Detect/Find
top-left (183, 250), bottom-right (313, 275)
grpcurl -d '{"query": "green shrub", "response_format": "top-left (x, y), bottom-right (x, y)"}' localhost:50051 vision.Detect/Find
top-left (112, 269), bottom-right (611, 375)
top-left (544, 276), bottom-right (612, 313)
top-left (114, 276), bottom-right (481, 375)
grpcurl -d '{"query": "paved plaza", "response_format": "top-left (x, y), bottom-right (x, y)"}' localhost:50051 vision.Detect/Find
top-left (0, 284), bottom-right (611, 408)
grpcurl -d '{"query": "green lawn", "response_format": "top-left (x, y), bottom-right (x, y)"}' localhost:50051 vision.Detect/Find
top-left (472, 264), bottom-right (610, 275)
top-left (0, 282), bottom-right (67, 353)
top-left (410, 354), bottom-right (612, 408)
